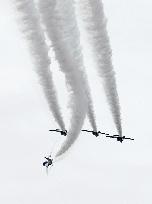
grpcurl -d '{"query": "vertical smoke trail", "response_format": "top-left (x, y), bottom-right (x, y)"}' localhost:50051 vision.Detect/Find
top-left (78, 0), bottom-right (122, 136)
top-left (86, 87), bottom-right (97, 132)
top-left (38, 0), bottom-right (88, 157)
top-left (14, 0), bottom-right (65, 130)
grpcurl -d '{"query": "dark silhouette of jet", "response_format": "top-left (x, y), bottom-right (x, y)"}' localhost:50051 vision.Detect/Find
top-left (106, 135), bottom-right (134, 143)
top-left (82, 129), bottom-right (106, 137)
top-left (49, 129), bottom-right (67, 136)
top-left (43, 157), bottom-right (53, 168)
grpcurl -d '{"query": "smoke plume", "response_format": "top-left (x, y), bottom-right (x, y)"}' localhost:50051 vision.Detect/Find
top-left (78, 0), bottom-right (122, 136)
top-left (38, 0), bottom-right (88, 157)
top-left (14, 0), bottom-right (65, 130)
top-left (85, 85), bottom-right (97, 132)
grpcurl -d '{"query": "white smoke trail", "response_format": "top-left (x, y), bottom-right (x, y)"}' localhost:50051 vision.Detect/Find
top-left (14, 0), bottom-right (65, 130)
top-left (38, 0), bottom-right (88, 157)
top-left (86, 86), bottom-right (97, 132)
top-left (78, 0), bottom-right (122, 136)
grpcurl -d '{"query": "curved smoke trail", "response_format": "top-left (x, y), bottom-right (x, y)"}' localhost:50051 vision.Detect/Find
top-left (78, 0), bottom-right (122, 136)
top-left (38, 0), bottom-right (88, 157)
top-left (14, 0), bottom-right (65, 130)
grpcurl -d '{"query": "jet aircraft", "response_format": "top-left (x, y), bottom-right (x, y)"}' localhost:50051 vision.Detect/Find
top-left (82, 129), bottom-right (105, 137)
top-left (106, 135), bottom-right (134, 143)
top-left (43, 156), bottom-right (53, 168)
top-left (49, 129), bottom-right (67, 136)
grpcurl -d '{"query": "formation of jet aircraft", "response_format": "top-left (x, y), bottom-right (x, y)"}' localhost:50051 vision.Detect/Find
top-left (44, 129), bottom-right (134, 169)
top-left (48, 129), bottom-right (134, 142)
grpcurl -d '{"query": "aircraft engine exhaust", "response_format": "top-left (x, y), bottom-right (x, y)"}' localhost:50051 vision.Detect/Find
top-left (38, 0), bottom-right (88, 158)
top-left (14, 0), bottom-right (65, 130)
top-left (78, 0), bottom-right (122, 136)
top-left (86, 88), bottom-right (97, 132)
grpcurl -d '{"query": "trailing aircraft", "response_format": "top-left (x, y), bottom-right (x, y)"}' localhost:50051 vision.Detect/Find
top-left (106, 135), bottom-right (134, 143)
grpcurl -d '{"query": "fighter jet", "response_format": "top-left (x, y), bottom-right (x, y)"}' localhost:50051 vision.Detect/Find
top-left (82, 129), bottom-right (105, 137)
top-left (43, 156), bottom-right (53, 168)
top-left (49, 129), bottom-right (67, 136)
top-left (106, 135), bottom-right (134, 143)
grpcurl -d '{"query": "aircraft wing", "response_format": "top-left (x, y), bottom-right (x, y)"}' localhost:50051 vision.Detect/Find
top-left (106, 135), bottom-right (116, 138)
top-left (98, 131), bottom-right (106, 135)
top-left (124, 137), bottom-right (134, 140)
top-left (82, 130), bottom-right (92, 133)
top-left (49, 129), bottom-right (61, 132)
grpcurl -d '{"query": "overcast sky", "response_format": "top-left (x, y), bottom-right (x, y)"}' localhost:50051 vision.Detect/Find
top-left (0, 0), bottom-right (152, 203)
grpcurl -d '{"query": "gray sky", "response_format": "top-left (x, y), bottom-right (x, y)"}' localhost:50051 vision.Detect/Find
top-left (0, 0), bottom-right (152, 203)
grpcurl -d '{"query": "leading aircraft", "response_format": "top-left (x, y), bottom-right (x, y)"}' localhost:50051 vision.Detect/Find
top-left (43, 156), bottom-right (53, 168)
top-left (49, 129), bottom-right (67, 136)
top-left (82, 129), bottom-right (106, 137)
top-left (106, 135), bottom-right (134, 143)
